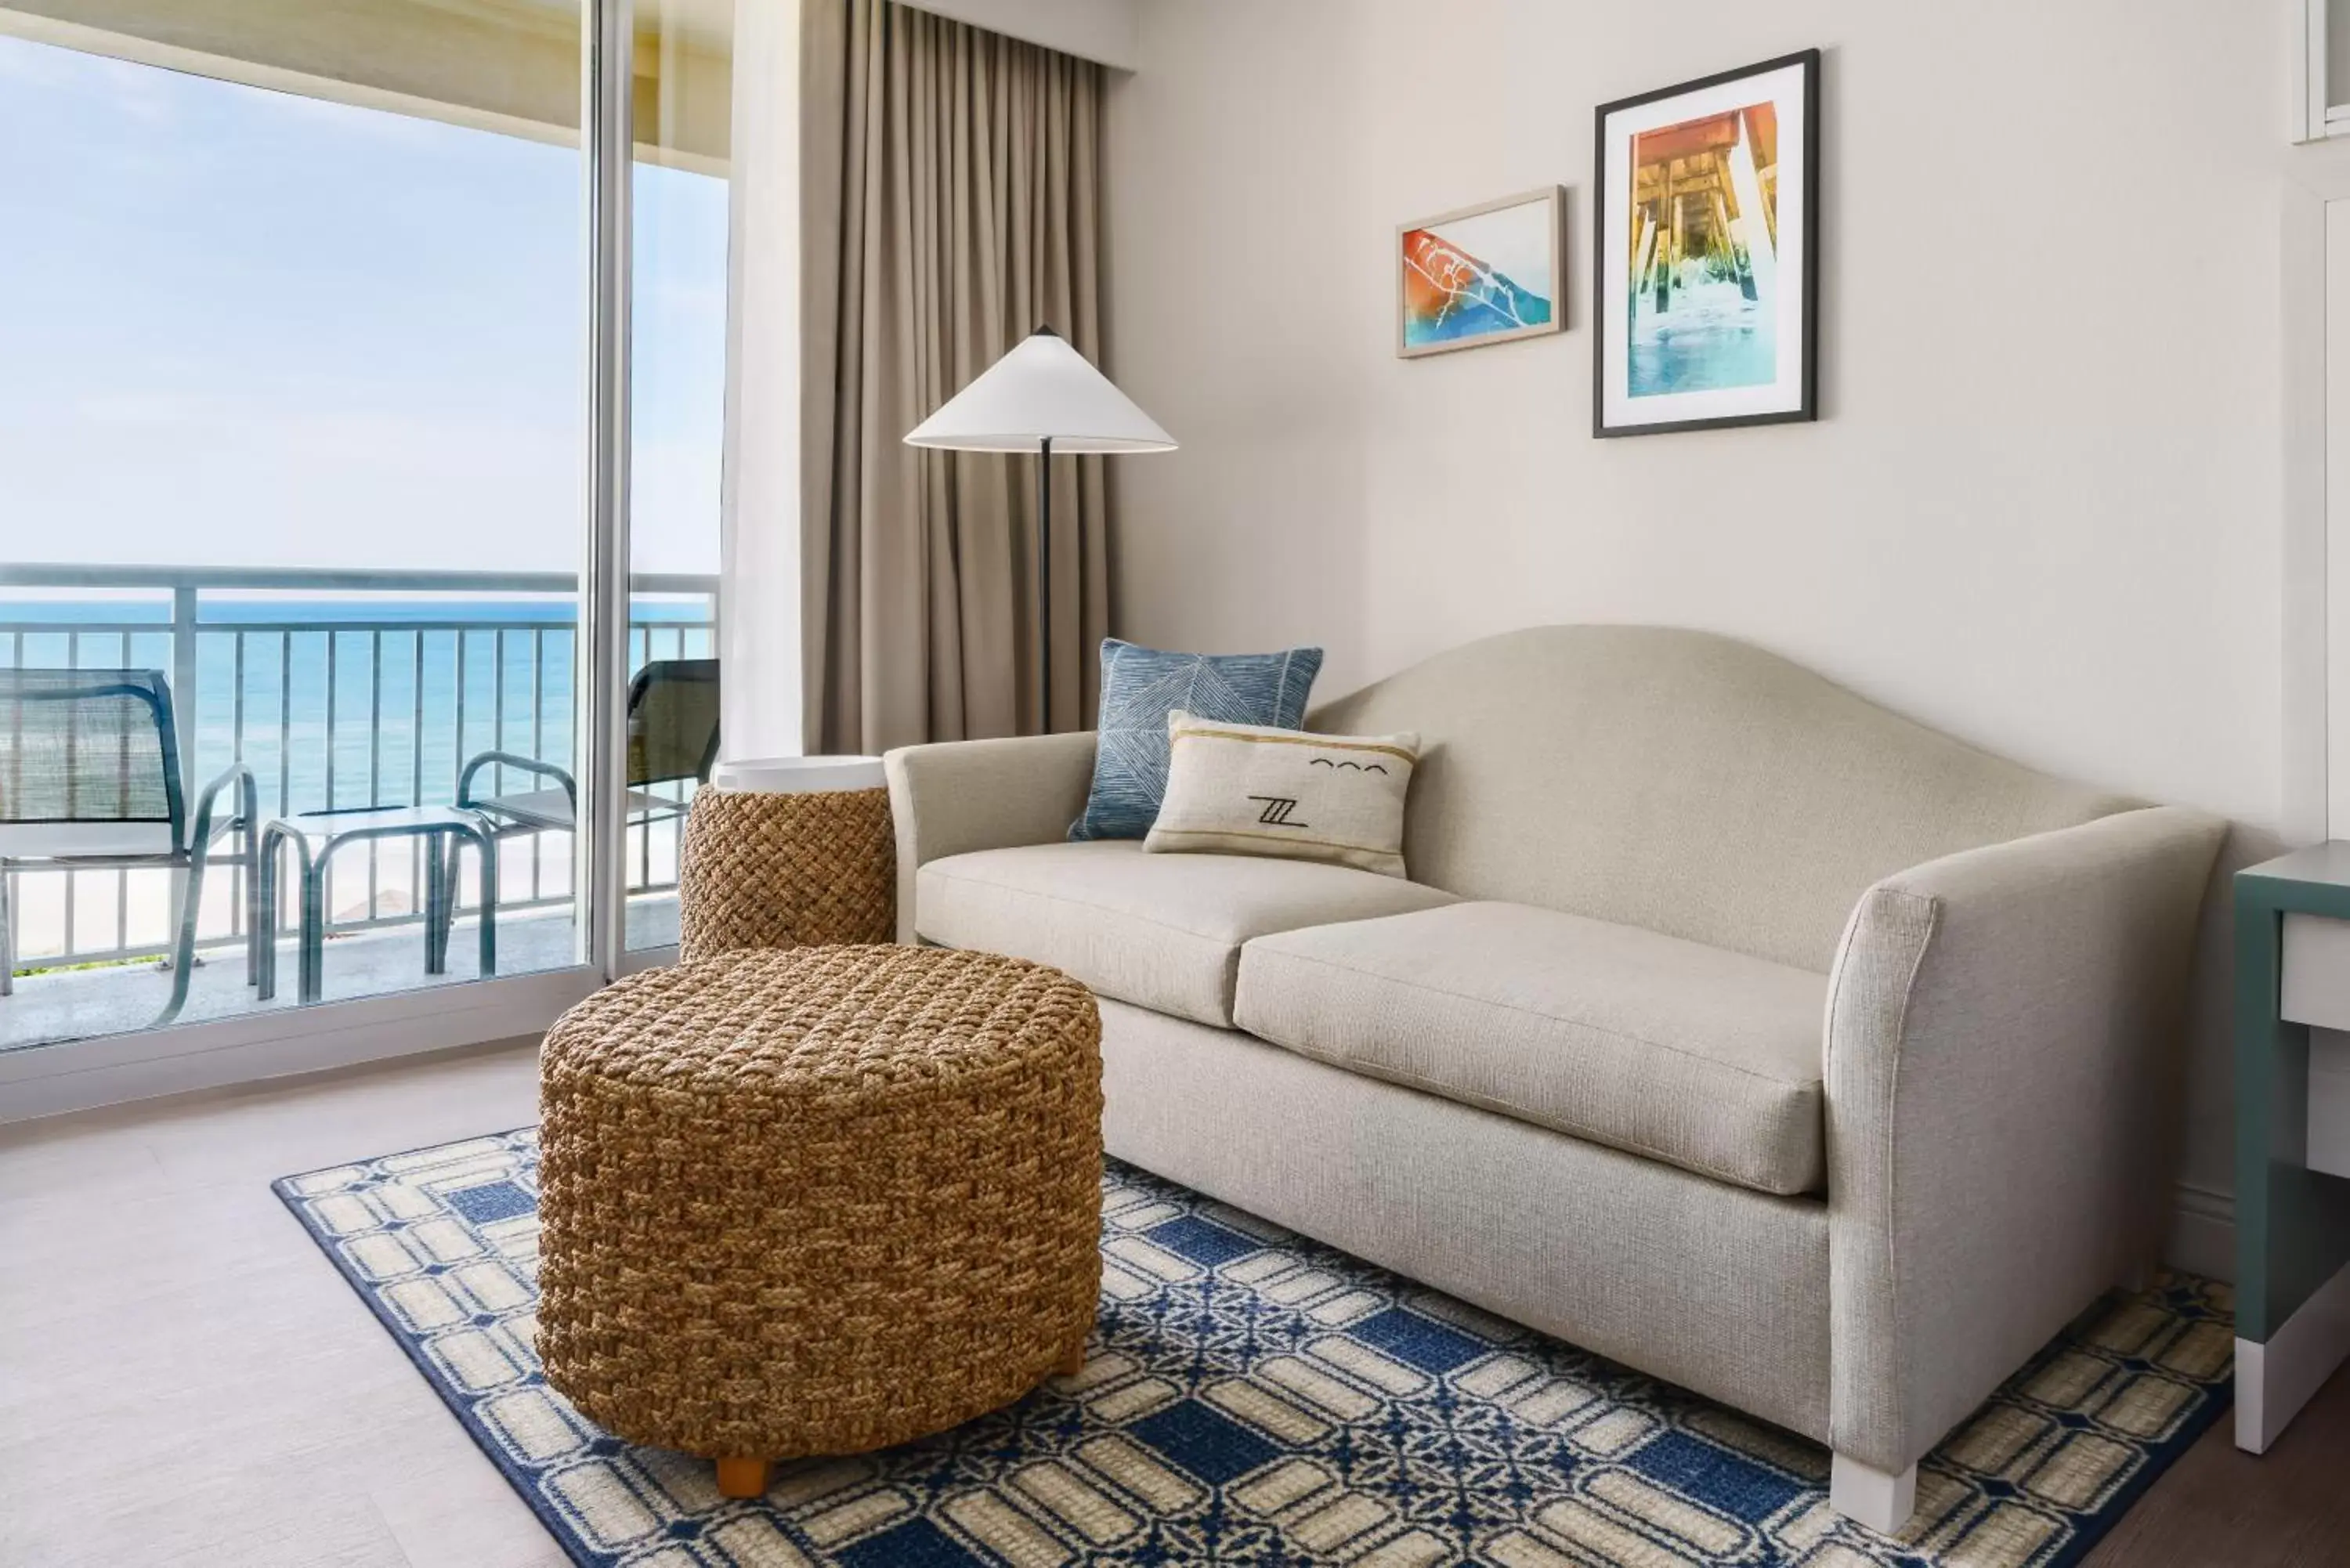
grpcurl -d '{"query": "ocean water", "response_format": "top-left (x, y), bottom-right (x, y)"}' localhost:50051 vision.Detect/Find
top-left (1, 596), bottom-right (714, 822)
top-left (2, 594), bottom-right (713, 961)
top-left (1627, 276), bottom-right (1777, 398)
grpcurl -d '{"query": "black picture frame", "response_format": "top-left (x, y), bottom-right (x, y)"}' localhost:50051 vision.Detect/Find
top-left (1592, 48), bottom-right (1821, 438)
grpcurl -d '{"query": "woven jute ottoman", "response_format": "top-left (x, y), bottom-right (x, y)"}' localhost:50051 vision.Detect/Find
top-left (675, 771), bottom-right (895, 962)
top-left (535, 945), bottom-right (1103, 1499)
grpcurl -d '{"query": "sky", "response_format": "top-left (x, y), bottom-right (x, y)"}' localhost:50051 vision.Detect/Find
top-left (0, 31), bottom-right (726, 577)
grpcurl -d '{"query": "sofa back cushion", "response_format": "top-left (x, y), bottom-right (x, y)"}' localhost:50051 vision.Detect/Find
top-left (1307, 626), bottom-right (2138, 972)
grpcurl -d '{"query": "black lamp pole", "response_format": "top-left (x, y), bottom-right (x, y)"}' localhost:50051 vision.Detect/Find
top-left (1036, 434), bottom-right (1053, 736)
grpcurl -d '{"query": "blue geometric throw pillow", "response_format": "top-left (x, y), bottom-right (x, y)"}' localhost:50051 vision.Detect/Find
top-left (1069, 638), bottom-right (1325, 840)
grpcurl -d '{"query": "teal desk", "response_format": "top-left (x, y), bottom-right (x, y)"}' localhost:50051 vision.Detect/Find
top-left (2236, 844), bottom-right (2350, 1450)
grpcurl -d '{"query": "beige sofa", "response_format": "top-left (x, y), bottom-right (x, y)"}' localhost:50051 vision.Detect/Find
top-left (882, 626), bottom-right (2224, 1532)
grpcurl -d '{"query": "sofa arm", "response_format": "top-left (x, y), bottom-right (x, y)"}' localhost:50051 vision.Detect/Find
top-left (1824, 804), bottom-right (2224, 1474)
top-left (882, 732), bottom-right (1098, 942)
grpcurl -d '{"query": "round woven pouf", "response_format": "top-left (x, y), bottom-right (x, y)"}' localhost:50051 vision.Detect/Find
top-left (536, 945), bottom-right (1103, 1498)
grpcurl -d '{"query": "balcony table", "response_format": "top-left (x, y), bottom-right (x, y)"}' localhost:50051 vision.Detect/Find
top-left (256, 805), bottom-right (498, 1005)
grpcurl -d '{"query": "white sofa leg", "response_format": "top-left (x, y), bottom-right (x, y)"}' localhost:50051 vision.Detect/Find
top-left (1829, 1454), bottom-right (1918, 1534)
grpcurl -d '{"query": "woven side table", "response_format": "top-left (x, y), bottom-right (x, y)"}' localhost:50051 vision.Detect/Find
top-left (677, 756), bottom-right (894, 961)
top-left (536, 945), bottom-right (1104, 1499)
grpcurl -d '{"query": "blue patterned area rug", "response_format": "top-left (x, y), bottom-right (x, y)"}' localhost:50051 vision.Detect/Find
top-left (275, 1130), bottom-right (2230, 1567)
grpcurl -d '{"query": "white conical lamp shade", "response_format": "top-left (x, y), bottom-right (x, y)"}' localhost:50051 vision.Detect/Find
top-left (905, 327), bottom-right (1176, 453)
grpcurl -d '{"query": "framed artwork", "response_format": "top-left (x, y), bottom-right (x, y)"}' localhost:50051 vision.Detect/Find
top-left (1593, 49), bottom-right (1819, 435)
top-left (1396, 186), bottom-right (1565, 359)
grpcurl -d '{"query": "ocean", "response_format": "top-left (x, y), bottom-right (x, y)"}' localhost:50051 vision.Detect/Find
top-left (1, 595), bottom-right (714, 822)
top-left (2, 595), bottom-right (713, 962)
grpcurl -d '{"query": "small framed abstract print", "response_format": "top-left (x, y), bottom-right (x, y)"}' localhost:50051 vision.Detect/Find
top-left (1594, 49), bottom-right (1820, 435)
top-left (1397, 186), bottom-right (1565, 359)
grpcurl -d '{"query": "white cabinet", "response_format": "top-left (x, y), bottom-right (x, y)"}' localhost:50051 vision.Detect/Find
top-left (2278, 913), bottom-right (2350, 1177)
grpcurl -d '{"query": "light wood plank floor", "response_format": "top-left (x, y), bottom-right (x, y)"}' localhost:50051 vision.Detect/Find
top-left (2, 1042), bottom-right (2341, 1566)
top-left (0, 1040), bottom-right (556, 1568)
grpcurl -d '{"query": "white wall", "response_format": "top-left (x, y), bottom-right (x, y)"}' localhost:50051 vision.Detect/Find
top-left (1106, 0), bottom-right (2292, 1252)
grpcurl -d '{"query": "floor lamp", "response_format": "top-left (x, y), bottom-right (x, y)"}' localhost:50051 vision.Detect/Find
top-left (906, 326), bottom-right (1176, 733)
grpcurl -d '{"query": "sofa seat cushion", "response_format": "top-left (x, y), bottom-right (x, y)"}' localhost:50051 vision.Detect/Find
top-left (915, 840), bottom-right (1458, 1028)
top-left (1233, 901), bottom-right (1830, 1195)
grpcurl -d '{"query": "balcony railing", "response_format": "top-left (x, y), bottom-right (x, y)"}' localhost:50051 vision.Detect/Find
top-left (0, 564), bottom-right (717, 974)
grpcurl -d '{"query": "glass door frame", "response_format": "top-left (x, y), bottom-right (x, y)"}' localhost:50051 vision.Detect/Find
top-left (582, 0), bottom-right (638, 985)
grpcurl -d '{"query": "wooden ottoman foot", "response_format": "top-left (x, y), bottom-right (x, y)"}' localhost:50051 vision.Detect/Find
top-left (715, 1457), bottom-right (770, 1499)
top-left (1055, 1343), bottom-right (1088, 1378)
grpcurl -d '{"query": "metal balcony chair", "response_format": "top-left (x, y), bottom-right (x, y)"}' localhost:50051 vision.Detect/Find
top-left (457, 657), bottom-right (720, 880)
top-left (0, 668), bottom-right (260, 1028)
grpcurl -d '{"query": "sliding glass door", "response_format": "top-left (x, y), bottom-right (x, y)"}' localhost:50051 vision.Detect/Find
top-left (624, 0), bottom-right (730, 956)
top-left (0, 0), bottom-right (727, 1048)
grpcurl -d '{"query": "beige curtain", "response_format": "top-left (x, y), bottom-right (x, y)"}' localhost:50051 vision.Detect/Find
top-left (800, 0), bottom-right (1110, 753)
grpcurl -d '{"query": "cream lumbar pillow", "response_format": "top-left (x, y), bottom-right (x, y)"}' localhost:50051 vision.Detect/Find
top-left (1143, 709), bottom-right (1420, 877)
